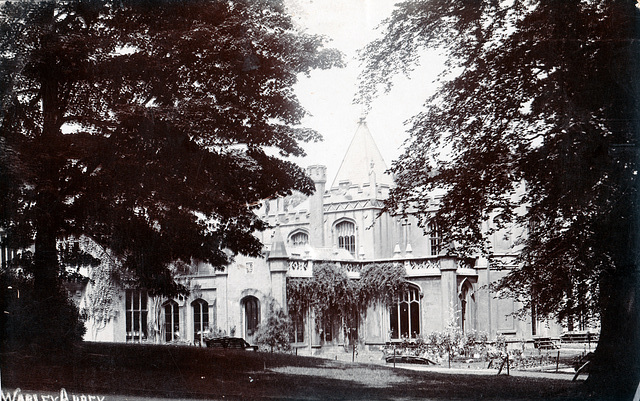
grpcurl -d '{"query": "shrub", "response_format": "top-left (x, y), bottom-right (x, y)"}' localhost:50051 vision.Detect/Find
top-left (382, 328), bottom-right (491, 364)
top-left (461, 329), bottom-right (489, 357)
top-left (254, 302), bottom-right (291, 352)
top-left (2, 283), bottom-right (86, 350)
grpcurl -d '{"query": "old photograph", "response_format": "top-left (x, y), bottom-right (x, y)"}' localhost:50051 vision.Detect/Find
top-left (1, 0), bottom-right (638, 400)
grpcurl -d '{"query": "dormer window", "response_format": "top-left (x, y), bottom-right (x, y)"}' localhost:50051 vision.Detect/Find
top-left (335, 220), bottom-right (356, 256)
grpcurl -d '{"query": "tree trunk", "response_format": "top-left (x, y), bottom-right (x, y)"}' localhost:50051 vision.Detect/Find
top-left (33, 216), bottom-right (60, 299)
top-left (26, 68), bottom-right (81, 345)
top-left (585, 269), bottom-right (640, 400)
top-left (32, 49), bottom-right (64, 302)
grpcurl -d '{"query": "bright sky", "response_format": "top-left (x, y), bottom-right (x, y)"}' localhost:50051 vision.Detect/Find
top-left (286, 0), bottom-right (446, 185)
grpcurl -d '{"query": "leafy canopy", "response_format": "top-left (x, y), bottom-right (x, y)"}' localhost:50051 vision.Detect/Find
top-left (0, 0), bottom-right (343, 298)
top-left (359, 0), bottom-right (639, 395)
top-left (359, 0), bottom-right (637, 325)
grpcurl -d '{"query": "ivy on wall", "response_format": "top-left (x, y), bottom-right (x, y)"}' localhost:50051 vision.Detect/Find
top-left (286, 262), bottom-right (407, 332)
top-left (359, 262), bottom-right (408, 308)
top-left (80, 237), bottom-right (122, 340)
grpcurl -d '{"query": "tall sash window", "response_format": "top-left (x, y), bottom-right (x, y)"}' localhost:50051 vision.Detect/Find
top-left (125, 290), bottom-right (148, 342)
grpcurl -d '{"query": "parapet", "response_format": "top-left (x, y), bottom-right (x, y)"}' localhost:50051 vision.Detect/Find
top-left (307, 165), bottom-right (327, 184)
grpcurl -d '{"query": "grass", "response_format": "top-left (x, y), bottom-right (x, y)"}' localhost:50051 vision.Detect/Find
top-left (1, 342), bottom-right (587, 400)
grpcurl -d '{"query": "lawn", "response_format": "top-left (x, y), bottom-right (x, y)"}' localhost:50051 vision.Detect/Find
top-left (1, 342), bottom-right (586, 400)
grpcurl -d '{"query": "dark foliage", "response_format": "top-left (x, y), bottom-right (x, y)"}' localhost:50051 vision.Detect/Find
top-left (254, 301), bottom-right (292, 352)
top-left (0, 0), bottom-right (342, 343)
top-left (1, 267), bottom-right (86, 350)
top-left (359, 0), bottom-right (639, 398)
top-left (287, 263), bottom-right (357, 331)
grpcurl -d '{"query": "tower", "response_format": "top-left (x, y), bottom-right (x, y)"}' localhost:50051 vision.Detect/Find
top-left (307, 165), bottom-right (326, 248)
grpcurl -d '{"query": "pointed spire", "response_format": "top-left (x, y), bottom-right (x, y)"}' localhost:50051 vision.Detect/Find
top-left (331, 119), bottom-right (393, 189)
top-left (268, 224), bottom-right (288, 260)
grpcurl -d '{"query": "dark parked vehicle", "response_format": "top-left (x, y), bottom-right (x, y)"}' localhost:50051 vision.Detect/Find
top-left (205, 337), bottom-right (258, 351)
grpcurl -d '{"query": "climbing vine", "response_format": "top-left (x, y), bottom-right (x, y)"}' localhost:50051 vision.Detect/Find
top-left (287, 277), bottom-right (313, 318)
top-left (359, 262), bottom-right (408, 308)
top-left (286, 262), bottom-right (407, 334)
top-left (78, 236), bottom-right (129, 340)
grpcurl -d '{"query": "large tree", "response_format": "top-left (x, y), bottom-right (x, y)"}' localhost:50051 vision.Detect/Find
top-left (359, 0), bottom-right (638, 398)
top-left (0, 0), bottom-right (341, 342)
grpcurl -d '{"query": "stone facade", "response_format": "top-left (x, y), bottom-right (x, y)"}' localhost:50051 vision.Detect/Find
top-left (79, 121), bottom-right (562, 348)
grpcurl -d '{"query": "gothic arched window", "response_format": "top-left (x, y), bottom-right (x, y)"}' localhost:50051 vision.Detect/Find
top-left (242, 296), bottom-right (260, 338)
top-left (428, 220), bottom-right (442, 256)
top-left (163, 300), bottom-right (180, 342)
top-left (289, 231), bottom-right (309, 247)
top-left (390, 286), bottom-right (421, 339)
top-left (335, 220), bottom-right (356, 256)
top-left (192, 299), bottom-right (209, 345)
top-left (459, 280), bottom-right (476, 333)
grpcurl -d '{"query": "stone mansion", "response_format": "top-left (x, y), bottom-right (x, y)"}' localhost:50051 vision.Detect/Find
top-left (75, 120), bottom-right (562, 349)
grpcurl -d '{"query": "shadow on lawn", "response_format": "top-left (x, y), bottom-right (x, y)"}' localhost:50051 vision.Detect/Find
top-left (1, 342), bottom-right (586, 400)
